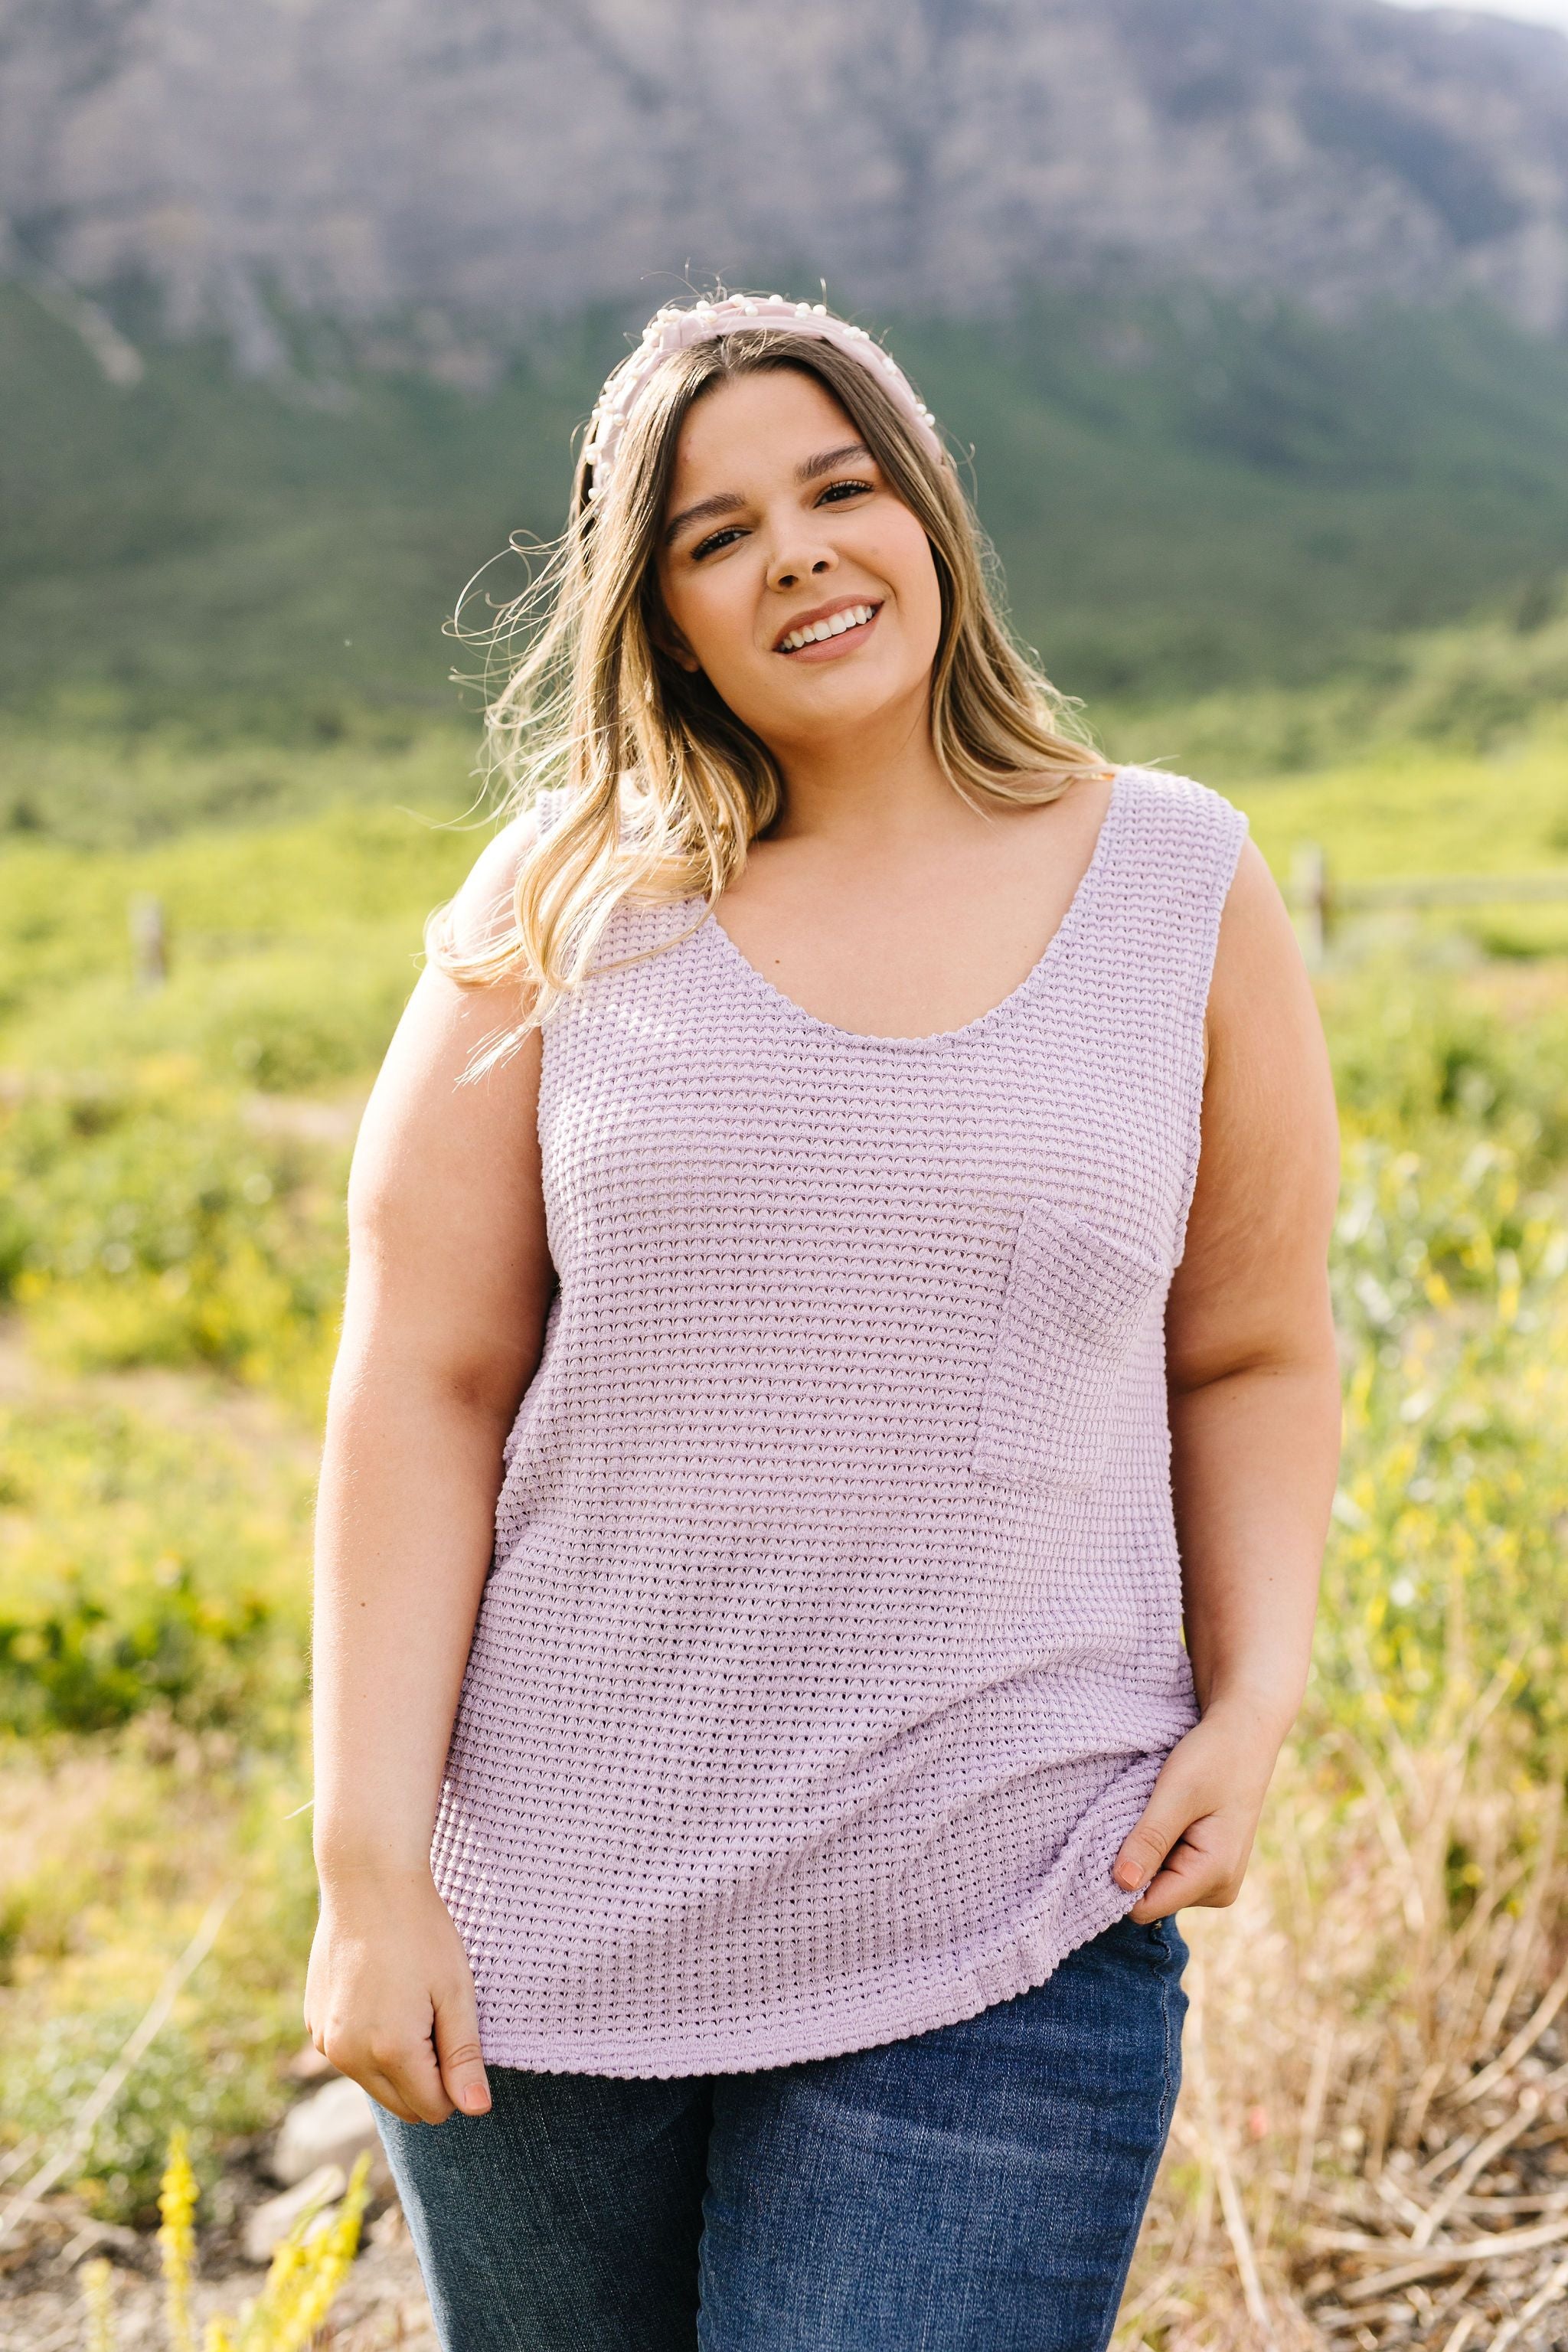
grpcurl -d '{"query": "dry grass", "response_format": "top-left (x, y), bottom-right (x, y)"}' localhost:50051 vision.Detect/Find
top-left (1121, 1687), bottom-right (1568, 2351)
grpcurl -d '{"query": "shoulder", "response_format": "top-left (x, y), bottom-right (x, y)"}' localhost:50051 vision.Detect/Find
top-left (440, 802), bottom-right (544, 964)
top-left (1199, 812), bottom-right (1315, 1078)
top-left (1210, 831), bottom-right (1302, 992)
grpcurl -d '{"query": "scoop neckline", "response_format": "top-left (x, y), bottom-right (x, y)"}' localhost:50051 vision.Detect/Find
top-left (696, 767), bottom-right (1129, 1049)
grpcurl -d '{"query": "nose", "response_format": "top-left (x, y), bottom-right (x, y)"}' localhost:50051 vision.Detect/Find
top-left (768, 533), bottom-right (837, 593)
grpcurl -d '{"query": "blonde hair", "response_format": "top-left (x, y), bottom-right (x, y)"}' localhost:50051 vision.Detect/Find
top-left (430, 324), bottom-right (1103, 1042)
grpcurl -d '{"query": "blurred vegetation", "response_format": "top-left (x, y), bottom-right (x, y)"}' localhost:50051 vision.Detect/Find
top-left (0, 709), bottom-right (485, 851)
top-left (1117, 597), bottom-right (1568, 785)
top-left (0, 1724), bottom-right (315, 2220)
top-left (905, 292), bottom-right (1568, 705)
top-left (0, 727), bottom-right (1565, 2233)
top-left (1325, 1124), bottom-right (1568, 1738)
top-left (0, 1399), bottom-right (313, 1739)
top-left (15, 279), bottom-right (1568, 746)
top-left (0, 1075), bottom-right (345, 1405)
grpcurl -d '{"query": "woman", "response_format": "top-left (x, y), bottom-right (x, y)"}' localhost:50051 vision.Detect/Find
top-left (305, 292), bottom-right (1341, 2350)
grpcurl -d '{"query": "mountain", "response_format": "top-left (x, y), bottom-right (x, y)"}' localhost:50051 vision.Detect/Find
top-left (5, 0), bottom-right (1568, 369)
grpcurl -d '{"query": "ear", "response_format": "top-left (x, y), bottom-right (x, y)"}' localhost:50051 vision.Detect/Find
top-left (652, 613), bottom-right (703, 676)
top-left (645, 574), bottom-right (703, 676)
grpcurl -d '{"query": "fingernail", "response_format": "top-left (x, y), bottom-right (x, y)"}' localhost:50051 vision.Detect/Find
top-left (461, 2084), bottom-right (488, 2112)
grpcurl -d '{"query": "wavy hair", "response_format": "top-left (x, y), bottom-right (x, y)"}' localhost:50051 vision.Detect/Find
top-left (429, 319), bottom-right (1103, 1052)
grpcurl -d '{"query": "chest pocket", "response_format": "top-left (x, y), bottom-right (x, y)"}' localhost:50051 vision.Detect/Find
top-left (973, 1202), bottom-right (1169, 1493)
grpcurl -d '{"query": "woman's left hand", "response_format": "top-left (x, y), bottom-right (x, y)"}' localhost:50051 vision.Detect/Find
top-left (1110, 1693), bottom-right (1292, 1923)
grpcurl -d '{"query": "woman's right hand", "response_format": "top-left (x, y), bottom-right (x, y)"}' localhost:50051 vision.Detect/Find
top-left (304, 1867), bottom-right (492, 2125)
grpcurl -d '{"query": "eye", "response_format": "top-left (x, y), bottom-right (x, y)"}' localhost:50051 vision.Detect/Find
top-left (691, 524), bottom-right (746, 561)
top-left (818, 477), bottom-right (874, 505)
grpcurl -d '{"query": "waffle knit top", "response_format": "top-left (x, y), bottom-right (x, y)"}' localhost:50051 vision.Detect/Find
top-left (431, 763), bottom-right (1250, 2078)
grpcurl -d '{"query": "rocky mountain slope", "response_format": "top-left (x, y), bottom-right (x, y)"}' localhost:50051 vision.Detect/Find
top-left (5, 0), bottom-right (1568, 368)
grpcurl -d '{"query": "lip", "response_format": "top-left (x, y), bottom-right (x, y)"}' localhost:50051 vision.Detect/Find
top-left (773, 596), bottom-right (884, 659)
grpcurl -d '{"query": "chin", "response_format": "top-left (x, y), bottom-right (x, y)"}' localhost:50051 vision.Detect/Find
top-left (782, 652), bottom-right (909, 701)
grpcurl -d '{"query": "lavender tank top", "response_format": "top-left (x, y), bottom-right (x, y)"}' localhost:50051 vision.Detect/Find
top-left (432, 764), bottom-right (1250, 2076)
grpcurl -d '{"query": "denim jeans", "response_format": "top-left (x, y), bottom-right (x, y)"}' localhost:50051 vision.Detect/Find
top-left (374, 1909), bottom-right (1188, 2351)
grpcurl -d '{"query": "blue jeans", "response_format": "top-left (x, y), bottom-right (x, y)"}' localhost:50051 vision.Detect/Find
top-left (374, 1909), bottom-right (1188, 2351)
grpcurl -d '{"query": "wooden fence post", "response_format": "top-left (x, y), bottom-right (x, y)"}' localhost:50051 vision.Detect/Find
top-left (1292, 843), bottom-right (1329, 969)
top-left (129, 893), bottom-right (168, 989)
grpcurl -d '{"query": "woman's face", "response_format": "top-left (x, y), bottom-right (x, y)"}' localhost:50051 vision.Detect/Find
top-left (654, 368), bottom-right (944, 758)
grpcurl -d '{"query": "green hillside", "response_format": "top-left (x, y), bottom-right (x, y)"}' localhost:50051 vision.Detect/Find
top-left (8, 281), bottom-right (1568, 759)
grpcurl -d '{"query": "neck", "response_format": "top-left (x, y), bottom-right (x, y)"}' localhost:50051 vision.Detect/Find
top-left (763, 691), bottom-right (969, 854)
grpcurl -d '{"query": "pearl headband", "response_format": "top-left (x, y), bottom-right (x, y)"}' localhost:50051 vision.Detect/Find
top-left (582, 293), bottom-right (943, 504)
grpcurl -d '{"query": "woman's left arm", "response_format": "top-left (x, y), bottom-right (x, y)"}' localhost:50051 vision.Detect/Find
top-left (1113, 836), bottom-right (1342, 1922)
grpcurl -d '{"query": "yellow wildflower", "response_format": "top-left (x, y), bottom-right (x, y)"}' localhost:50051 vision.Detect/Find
top-left (237, 2151), bottom-right (370, 2352)
top-left (158, 2129), bottom-right (201, 2352)
top-left (270, 2152), bottom-right (374, 2352)
top-left (82, 2255), bottom-right (116, 2352)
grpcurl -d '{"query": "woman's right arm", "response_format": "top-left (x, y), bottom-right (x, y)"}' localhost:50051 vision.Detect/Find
top-left (304, 818), bottom-right (553, 2125)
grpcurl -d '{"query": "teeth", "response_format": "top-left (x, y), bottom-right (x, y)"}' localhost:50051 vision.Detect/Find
top-left (781, 604), bottom-right (875, 652)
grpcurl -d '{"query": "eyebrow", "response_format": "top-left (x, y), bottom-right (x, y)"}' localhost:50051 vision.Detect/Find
top-left (662, 442), bottom-right (874, 547)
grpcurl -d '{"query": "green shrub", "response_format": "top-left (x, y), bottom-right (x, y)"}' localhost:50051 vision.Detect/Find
top-left (0, 1749), bottom-right (317, 2221)
top-left (1321, 1133), bottom-right (1568, 1746)
top-left (10, 940), bottom-right (416, 1094)
top-left (1318, 955), bottom-right (1568, 1168)
top-left (0, 1400), bottom-right (312, 1738)
top-left (0, 2000), bottom-right (270, 2224)
top-left (0, 1068), bottom-right (345, 1401)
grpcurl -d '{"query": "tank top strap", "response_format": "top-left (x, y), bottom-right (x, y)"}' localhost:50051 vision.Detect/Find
top-left (1089, 764), bottom-right (1250, 1021)
top-left (1057, 763), bottom-right (1250, 1261)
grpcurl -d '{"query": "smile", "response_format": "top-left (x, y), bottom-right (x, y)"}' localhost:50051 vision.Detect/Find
top-left (775, 601), bottom-right (881, 655)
